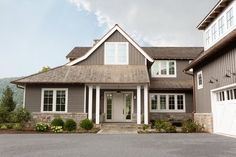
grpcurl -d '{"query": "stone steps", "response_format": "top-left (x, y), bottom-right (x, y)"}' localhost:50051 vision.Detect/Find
top-left (98, 123), bottom-right (138, 134)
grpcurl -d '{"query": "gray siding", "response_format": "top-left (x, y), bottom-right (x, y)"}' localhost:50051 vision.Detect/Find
top-left (25, 84), bottom-right (84, 113)
top-left (78, 31), bottom-right (146, 65)
top-left (194, 46), bottom-right (236, 113)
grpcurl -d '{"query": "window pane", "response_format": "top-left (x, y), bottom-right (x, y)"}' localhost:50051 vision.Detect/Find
top-left (117, 43), bottom-right (127, 64)
top-left (211, 24), bottom-right (217, 41)
top-left (106, 94), bottom-right (113, 119)
top-left (218, 16), bottom-right (224, 36)
top-left (151, 61), bottom-right (159, 77)
top-left (160, 61), bottom-right (167, 75)
top-left (105, 43), bottom-right (116, 64)
top-left (169, 61), bottom-right (175, 75)
top-left (160, 95), bottom-right (166, 110)
top-left (169, 95), bottom-right (175, 110)
top-left (43, 90), bottom-right (53, 111)
top-left (151, 95), bottom-right (157, 110)
top-left (177, 95), bottom-right (184, 110)
top-left (206, 30), bottom-right (210, 45)
top-left (226, 8), bottom-right (234, 29)
top-left (56, 90), bottom-right (66, 112)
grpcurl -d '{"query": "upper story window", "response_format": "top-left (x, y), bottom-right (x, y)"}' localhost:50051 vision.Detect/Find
top-left (151, 60), bottom-right (176, 78)
top-left (197, 71), bottom-right (203, 89)
top-left (211, 24), bottom-right (217, 41)
top-left (218, 16), bottom-right (225, 36)
top-left (104, 42), bottom-right (129, 65)
top-left (226, 8), bottom-right (234, 29)
top-left (41, 88), bottom-right (68, 113)
top-left (205, 30), bottom-right (210, 45)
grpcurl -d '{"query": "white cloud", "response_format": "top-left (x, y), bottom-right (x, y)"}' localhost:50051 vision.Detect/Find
top-left (70, 0), bottom-right (218, 46)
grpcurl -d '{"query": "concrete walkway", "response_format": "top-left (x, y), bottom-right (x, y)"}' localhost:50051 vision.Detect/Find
top-left (98, 123), bottom-right (138, 134)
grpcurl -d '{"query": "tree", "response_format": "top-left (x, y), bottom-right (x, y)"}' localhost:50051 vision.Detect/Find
top-left (0, 86), bottom-right (16, 112)
top-left (39, 66), bottom-right (51, 73)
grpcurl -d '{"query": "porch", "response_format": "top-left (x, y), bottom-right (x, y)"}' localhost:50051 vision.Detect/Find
top-left (84, 84), bottom-right (149, 125)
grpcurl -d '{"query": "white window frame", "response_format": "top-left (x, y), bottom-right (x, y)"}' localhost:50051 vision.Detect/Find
top-left (151, 60), bottom-right (177, 78)
top-left (41, 88), bottom-right (68, 113)
top-left (218, 16), bottom-right (225, 36)
top-left (104, 42), bottom-right (129, 65)
top-left (197, 71), bottom-right (203, 89)
top-left (149, 93), bottom-right (185, 113)
top-left (226, 7), bottom-right (234, 29)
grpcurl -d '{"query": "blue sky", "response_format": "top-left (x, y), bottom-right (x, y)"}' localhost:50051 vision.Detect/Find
top-left (0, 0), bottom-right (217, 78)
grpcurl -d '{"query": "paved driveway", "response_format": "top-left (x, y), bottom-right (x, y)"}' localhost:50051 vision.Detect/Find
top-left (0, 134), bottom-right (236, 157)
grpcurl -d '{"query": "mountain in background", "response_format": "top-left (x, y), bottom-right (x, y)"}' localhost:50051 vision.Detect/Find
top-left (0, 77), bottom-right (23, 106)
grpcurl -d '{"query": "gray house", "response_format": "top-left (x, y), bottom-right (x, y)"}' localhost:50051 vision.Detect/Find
top-left (185, 0), bottom-right (236, 136)
top-left (13, 25), bottom-right (202, 125)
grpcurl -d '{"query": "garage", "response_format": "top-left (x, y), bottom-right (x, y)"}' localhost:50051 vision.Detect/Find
top-left (211, 84), bottom-right (236, 136)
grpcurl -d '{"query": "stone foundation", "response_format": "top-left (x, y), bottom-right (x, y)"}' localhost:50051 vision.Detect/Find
top-left (32, 112), bottom-right (88, 124)
top-left (149, 113), bottom-right (193, 121)
top-left (194, 113), bottom-right (213, 133)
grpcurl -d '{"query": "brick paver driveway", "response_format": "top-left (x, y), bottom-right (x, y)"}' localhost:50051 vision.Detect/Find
top-left (0, 134), bottom-right (236, 157)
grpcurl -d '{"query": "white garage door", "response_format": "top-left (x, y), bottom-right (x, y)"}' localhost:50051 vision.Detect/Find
top-left (212, 85), bottom-right (236, 136)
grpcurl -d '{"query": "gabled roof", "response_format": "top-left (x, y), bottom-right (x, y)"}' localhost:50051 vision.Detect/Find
top-left (12, 65), bottom-right (150, 85)
top-left (197, 0), bottom-right (232, 30)
top-left (66, 24), bottom-right (154, 66)
top-left (66, 47), bottom-right (203, 60)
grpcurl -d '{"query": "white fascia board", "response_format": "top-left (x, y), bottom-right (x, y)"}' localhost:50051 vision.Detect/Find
top-left (66, 25), bottom-right (154, 66)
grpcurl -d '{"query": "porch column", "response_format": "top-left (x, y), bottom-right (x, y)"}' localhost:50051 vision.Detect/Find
top-left (88, 85), bottom-right (93, 120)
top-left (144, 84), bottom-right (148, 124)
top-left (95, 86), bottom-right (100, 124)
top-left (137, 85), bottom-right (141, 124)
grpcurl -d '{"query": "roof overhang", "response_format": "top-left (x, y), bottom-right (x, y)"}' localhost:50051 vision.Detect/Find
top-left (66, 24), bottom-right (154, 66)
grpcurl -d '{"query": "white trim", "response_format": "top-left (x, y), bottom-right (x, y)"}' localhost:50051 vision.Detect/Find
top-left (83, 85), bottom-right (87, 113)
top-left (104, 42), bottom-right (129, 65)
top-left (211, 83), bottom-right (236, 92)
top-left (88, 85), bottom-right (93, 120)
top-left (197, 71), bottom-right (203, 89)
top-left (66, 25), bottom-right (154, 66)
top-left (149, 93), bottom-right (186, 113)
top-left (144, 85), bottom-right (148, 124)
top-left (23, 85), bottom-right (26, 108)
top-left (137, 85), bottom-right (141, 124)
top-left (41, 88), bottom-right (68, 113)
top-left (151, 60), bottom-right (177, 78)
top-left (95, 86), bottom-right (100, 124)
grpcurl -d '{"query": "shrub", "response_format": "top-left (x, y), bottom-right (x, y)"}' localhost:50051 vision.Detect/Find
top-left (155, 120), bottom-right (176, 133)
top-left (12, 123), bottom-right (23, 130)
top-left (65, 119), bottom-right (77, 131)
top-left (79, 119), bottom-right (93, 130)
top-left (51, 118), bottom-right (64, 128)
top-left (35, 122), bottom-right (49, 132)
top-left (12, 107), bottom-right (31, 124)
top-left (142, 124), bottom-right (149, 131)
top-left (182, 119), bottom-right (204, 133)
top-left (0, 106), bottom-right (9, 123)
top-left (51, 126), bottom-right (63, 133)
top-left (0, 124), bottom-right (7, 129)
top-left (154, 120), bottom-right (166, 132)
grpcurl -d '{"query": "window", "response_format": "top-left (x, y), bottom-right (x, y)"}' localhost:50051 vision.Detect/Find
top-left (197, 71), bottom-right (203, 89)
top-left (211, 24), bottom-right (217, 41)
top-left (104, 42), bottom-right (128, 65)
top-left (216, 88), bottom-right (236, 102)
top-left (226, 8), bottom-right (234, 29)
top-left (205, 30), bottom-right (210, 45)
top-left (41, 89), bottom-right (68, 113)
top-left (151, 60), bottom-right (176, 77)
top-left (150, 93), bottom-right (185, 112)
top-left (218, 16), bottom-right (225, 36)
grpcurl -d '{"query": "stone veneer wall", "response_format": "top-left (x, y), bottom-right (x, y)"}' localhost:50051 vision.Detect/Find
top-left (194, 113), bottom-right (213, 133)
top-left (149, 113), bottom-right (193, 121)
top-left (32, 112), bottom-right (88, 124)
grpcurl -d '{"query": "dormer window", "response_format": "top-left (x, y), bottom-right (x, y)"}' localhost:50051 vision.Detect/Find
top-left (226, 8), bottom-right (234, 29)
top-left (104, 42), bottom-right (129, 65)
top-left (151, 60), bottom-right (176, 78)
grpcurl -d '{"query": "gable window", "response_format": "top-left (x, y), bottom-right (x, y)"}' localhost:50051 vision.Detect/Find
top-left (104, 42), bottom-right (129, 65)
top-left (226, 8), bottom-right (234, 29)
top-left (197, 71), bottom-right (203, 89)
top-left (41, 88), bottom-right (68, 113)
top-left (218, 16), bottom-right (225, 36)
top-left (151, 60), bottom-right (176, 78)
top-left (150, 93), bottom-right (185, 112)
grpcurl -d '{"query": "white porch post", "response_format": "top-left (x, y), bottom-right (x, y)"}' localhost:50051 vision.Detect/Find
top-left (137, 85), bottom-right (141, 124)
top-left (88, 85), bottom-right (93, 120)
top-left (144, 84), bottom-right (148, 124)
top-left (95, 86), bottom-right (100, 124)
top-left (83, 85), bottom-right (87, 113)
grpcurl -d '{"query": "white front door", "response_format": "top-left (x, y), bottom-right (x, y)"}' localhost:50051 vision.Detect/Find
top-left (105, 92), bottom-right (133, 122)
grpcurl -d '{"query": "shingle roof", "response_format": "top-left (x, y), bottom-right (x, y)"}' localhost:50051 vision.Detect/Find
top-left (66, 47), bottom-right (203, 60)
top-left (12, 65), bottom-right (150, 85)
top-left (150, 79), bottom-right (193, 90)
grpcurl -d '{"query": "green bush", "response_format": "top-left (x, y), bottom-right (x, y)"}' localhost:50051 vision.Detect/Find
top-left (13, 107), bottom-right (31, 123)
top-left (51, 126), bottom-right (63, 133)
top-left (65, 119), bottom-right (77, 131)
top-left (0, 124), bottom-right (7, 129)
top-left (79, 119), bottom-right (94, 130)
top-left (154, 120), bottom-right (176, 133)
top-left (35, 122), bottom-right (49, 132)
top-left (12, 123), bottom-right (23, 130)
top-left (182, 119), bottom-right (204, 133)
top-left (51, 118), bottom-right (64, 128)
top-left (0, 106), bottom-right (9, 123)
top-left (142, 124), bottom-right (149, 130)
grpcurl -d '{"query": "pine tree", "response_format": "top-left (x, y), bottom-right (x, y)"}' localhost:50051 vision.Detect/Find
top-left (0, 86), bottom-right (16, 112)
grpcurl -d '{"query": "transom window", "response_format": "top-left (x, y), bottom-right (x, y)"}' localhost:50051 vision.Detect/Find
top-left (151, 60), bottom-right (176, 77)
top-left (216, 88), bottom-right (236, 102)
top-left (104, 42), bottom-right (129, 65)
top-left (226, 8), bottom-right (234, 29)
top-left (150, 94), bottom-right (185, 112)
top-left (41, 88), bottom-right (68, 113)
top-left (197, 71), bottom-right (203, 89)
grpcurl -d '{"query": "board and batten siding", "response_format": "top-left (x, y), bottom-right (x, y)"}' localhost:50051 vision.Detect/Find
top-left (194, 45), bottom-right (236, 113)
top-left (78, 30), bottom-right (146, 65)
top-left (25, 84), bottom-right (85, 113)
